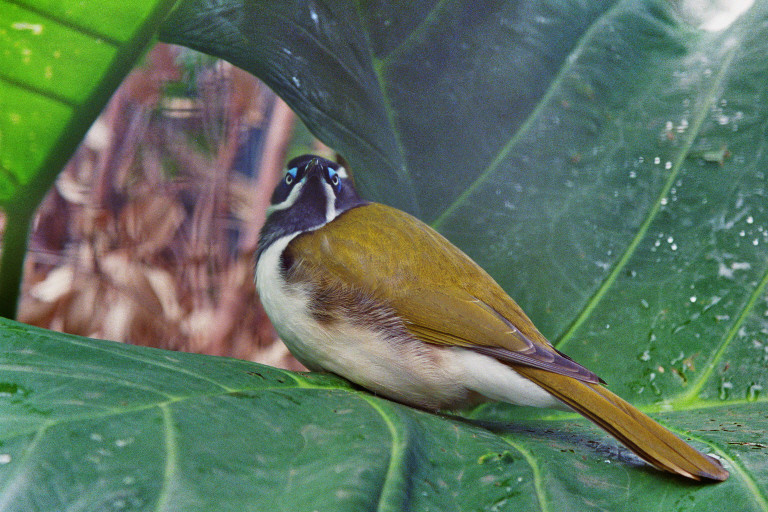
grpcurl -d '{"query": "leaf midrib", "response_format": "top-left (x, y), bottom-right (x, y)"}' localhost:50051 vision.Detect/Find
top-left (359, 395), bottom-right (411, 512)
top-left (427, 1), bottom-right (625, 232)
top-left (154, 404), bottom-right (179, 512)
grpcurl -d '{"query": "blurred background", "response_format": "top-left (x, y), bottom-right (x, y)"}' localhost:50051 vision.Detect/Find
top-left (9, 43), bottom-right (319, 370)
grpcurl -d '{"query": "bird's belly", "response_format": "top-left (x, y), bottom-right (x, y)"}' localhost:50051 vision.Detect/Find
top-left (265, 292), bottom-right (473, 409)
top-left (288, 317), bottom-right (476, 409)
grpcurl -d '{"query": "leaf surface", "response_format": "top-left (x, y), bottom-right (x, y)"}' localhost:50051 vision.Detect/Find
top-left (2, 0), bottom-right (768, 509)
top-left (1, 318), bottom-right (766, 511)
top-left (0, 0), bottom-right (177, 207)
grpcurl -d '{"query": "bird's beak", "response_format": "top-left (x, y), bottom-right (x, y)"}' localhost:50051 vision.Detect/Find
top-left (295, 158), bottom-right (331, 210)
top-left (304, 158), bottom-right (324, 179)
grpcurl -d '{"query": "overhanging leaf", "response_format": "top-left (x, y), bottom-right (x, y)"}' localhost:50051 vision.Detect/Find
top-left (160, 0), bottom-right (768, 360)
top-left (168, 0), bottom-right (768, 507)
top-left (0, 0), bottom-right (179, 317)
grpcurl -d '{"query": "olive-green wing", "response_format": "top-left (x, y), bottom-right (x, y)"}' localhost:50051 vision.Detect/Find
top-left (289, 203), bottom-right (599, 383)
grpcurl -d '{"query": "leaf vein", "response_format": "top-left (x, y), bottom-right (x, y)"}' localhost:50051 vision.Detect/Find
top-left (351, 2), bottom-right (418, 210)
top-left (682, 434), bottom-right (768, 511)
top-left (0, 74), bottom-right (78, 108)
top-left (0, 422), bottom-right (48, 511)
top-left (374, 0), bottom-right (449, 65)
top-left (430, 2), bottom-right (625, 232)
top-left (674, 260), bottom-right (768, 405)
top-left (48, 336), bottom-right (236, 392)
top-left (3, 0), bottom-right (124, 46)
top-left (554, 38), bottom-right (740, 350)
top-left (154, 403), bottom-right (179, 512)
top-left (0, 364), bottom-right (175, 398)
top-left (359, 395), bottom-right (411, 512)
top-left (498, 437), bottom-right (550, 512)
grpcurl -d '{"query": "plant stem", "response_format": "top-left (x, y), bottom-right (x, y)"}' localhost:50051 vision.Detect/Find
top-left (0, 207), bottom-right (32, 319)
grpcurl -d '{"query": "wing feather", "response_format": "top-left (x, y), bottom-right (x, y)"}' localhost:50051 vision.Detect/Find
top-left (288, 203), bottom-right (599, 383)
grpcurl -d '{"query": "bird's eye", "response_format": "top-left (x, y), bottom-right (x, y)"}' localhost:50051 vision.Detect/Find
top-left (327, 168), bottom-right (341, 190)
top-left (284, 167), bottom-right (298, 185)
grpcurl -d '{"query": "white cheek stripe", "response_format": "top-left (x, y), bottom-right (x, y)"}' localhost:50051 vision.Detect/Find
top-left (266, 181), bottom-right (305, 215)
top-left (323, 181), bottom-right (337, 223)
top-left (265, 177), bottom-right (342, 225)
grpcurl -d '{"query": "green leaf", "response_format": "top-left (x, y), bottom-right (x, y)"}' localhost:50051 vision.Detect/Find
top-left (0, 0), bottom-right (178, 205)
top-left (173, 0), bottom-right (768, 506)
top-left (160, 1), bottom-right (768, 396)
top-left (2, 318), bottom-right (767, 512)
top-left (0, 0), bottom-right (179, 317)
top-left (3, 0), bottom-right (768, 509)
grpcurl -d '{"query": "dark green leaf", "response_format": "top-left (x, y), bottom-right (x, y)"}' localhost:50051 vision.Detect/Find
top-left (2, 318), bottom-right (767, 511)
top-left (171, 0), bottom-right (768, 507)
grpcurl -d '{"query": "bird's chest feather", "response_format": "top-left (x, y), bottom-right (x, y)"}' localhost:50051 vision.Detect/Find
top-left (254, 233), bottom-right (472, 409)
top-left (255, 233), bottom-right (327, 370)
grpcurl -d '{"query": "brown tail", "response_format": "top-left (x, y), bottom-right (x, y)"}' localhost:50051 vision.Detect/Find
top-left (514, 366), bottom-right (728, 482)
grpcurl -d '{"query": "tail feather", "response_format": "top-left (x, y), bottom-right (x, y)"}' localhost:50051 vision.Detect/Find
top-left (514, 366), bottom-right (729, 482)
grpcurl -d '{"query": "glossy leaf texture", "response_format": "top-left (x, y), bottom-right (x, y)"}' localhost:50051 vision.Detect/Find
top-left (165, 0), bottom-right (768, 508)
top-left (1, 318), bottom-right (766, 512)
top-left (1, 0), bottom-right (767, 510)
top-left (0, 0), bottom-right (178, 209)
top-left (159, 0), bottom-right (768, 349)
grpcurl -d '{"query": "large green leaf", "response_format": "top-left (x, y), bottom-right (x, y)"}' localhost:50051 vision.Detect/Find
top-left (159, 0), bottom-right (768, 391)
top-left (0, 0), bottom-right (178, 205)
top-left (0, 0), bottom-right (179, 317)
top-left (1, 318), bottom-right (766, 512)
top-left (2, 0), bottom-right (767, 509)
top-left (159, 0), bottom-right (768, 357)
top-left (174, 0), bottom-right (768, 506)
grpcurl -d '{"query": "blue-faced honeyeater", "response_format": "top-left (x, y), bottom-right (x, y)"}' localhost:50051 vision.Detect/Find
top-left (255, 155), bottom-right (728, 482)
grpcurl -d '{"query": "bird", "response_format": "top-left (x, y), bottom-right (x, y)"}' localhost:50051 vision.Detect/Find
top-left (255, 154), bottom-right (728, 482)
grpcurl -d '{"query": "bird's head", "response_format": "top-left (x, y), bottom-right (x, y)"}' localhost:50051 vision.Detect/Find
top-left (258, 155), bottom-right (365, 257)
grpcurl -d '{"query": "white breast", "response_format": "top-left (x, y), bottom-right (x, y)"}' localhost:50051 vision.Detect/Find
top-left (255, 233), bottom-right (323, 370)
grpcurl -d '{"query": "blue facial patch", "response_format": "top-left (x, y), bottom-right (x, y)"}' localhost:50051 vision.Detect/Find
top-left (327, 168), bottom-right (342, 192)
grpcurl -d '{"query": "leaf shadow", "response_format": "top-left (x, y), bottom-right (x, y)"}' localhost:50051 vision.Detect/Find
top-left (435, 411), bottom-right (708, 486)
